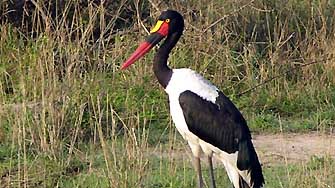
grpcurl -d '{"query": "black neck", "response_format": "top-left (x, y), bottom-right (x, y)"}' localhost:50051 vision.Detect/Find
top-left (153, 32), bottom-right (182, 88)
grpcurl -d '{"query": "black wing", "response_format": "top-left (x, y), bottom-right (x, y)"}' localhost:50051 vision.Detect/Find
top-left (179, 90), bottom-right (250, 154)
top-left (179, 90), bottom-right (264, 187)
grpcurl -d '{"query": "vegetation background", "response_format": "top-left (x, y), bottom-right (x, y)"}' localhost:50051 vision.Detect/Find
top-left (0, 0), bottom-right (334, 187)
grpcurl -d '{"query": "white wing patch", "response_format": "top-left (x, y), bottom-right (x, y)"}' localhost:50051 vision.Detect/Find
top-left (165, 68), bottom-right (219, 103)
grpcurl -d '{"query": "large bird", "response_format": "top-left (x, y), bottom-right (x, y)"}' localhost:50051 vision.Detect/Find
top-left (121, 10), bottom-right (264, 188)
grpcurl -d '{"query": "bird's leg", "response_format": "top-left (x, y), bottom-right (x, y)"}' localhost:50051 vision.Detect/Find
top-left (207, 156), bottom-right (216, 188)
top-left (194, 156), bottom-right (204, 188)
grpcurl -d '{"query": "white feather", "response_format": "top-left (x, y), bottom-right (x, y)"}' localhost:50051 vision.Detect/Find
top-left (165, 68), bottom-right (219, 103)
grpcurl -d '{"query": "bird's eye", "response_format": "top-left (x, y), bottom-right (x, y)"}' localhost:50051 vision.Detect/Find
top-left (165, 19), bottom-right (170, 23)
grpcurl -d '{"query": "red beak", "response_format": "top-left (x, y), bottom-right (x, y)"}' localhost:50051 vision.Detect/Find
top-left (120, 41), bottom-right (153, 70)
top-left (121, 33), bottom-right (165, 70)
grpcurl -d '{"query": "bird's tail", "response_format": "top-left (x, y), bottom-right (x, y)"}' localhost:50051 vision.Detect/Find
top-left (237, 139), bottom-right (265, 188)
top-left (238, 175), bottom-right (250, 188)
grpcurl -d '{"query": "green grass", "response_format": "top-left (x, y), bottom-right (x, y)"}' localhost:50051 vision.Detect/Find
top-left (1, 141), bottom-right (334, 188)
top-left (1, 0), bottom-right (335, 187)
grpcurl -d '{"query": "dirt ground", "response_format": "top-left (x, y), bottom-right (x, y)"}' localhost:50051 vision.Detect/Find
top-left (253, 132), bottom-right (335, 165)
top-left (152, 132), bottom-right (335, 166)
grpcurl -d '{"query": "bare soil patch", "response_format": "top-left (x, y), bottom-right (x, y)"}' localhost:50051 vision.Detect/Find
top-left (253, 133), bottom-right (335, 165)
top-left (151, 133), bottom-right (335, 166)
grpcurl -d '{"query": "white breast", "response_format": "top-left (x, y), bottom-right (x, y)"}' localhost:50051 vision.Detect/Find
top-left (164, 68), bottom-right (219, 142)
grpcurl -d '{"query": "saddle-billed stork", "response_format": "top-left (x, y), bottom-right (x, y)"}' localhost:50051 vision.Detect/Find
top-left (121, 10), bottom-right (264, 188)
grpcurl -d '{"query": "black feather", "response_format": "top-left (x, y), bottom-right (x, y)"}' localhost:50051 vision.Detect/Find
top-left (179, 90), bottom-right (264, 188)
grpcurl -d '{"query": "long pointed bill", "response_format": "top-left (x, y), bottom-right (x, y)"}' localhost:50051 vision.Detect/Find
top-left (120, 42), bottom-right (153, 70)
top-left (121, 33), bottom-right (165, 70)
top-left (121, 19), bottom-right (170, 70)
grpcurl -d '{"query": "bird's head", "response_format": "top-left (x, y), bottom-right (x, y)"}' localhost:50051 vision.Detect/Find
top-left (121, 10), bottom-right (184, 70)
